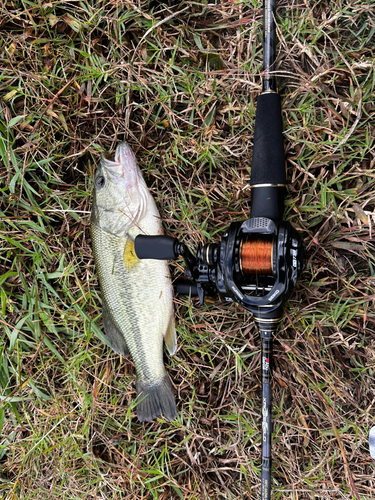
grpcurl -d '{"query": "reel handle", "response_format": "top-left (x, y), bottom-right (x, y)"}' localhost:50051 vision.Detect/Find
top-left (134, 234), bottom-right (198, 285)
top-left (134, 235), bottom-right (199, 297)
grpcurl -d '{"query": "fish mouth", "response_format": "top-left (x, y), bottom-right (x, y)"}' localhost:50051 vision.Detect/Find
top-left (101, 142), bottom-right (138, 181)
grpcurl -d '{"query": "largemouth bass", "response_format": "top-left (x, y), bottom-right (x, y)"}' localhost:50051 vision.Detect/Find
top-left (91, 142), bottom-right (177, 422)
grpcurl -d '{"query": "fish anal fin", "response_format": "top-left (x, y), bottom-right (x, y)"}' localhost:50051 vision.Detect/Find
top-left (164, 314), bottom-right (177, 355)
top-left (123, 236), bottom-right (139, 270)
top-left (102, 303), bottom-right (129, 356)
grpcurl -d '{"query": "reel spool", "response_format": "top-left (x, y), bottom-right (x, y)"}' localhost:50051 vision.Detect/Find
top-left (240, 237), bottom-right (274, 276)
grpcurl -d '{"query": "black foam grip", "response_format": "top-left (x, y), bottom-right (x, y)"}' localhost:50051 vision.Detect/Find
top-left (134, 235), bottom-right (178, 260)
top-left (250, 93), bottom-right (286, 186)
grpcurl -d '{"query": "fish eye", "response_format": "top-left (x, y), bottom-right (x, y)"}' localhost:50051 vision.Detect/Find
top-left (96, 176), bottom-right (105, 188)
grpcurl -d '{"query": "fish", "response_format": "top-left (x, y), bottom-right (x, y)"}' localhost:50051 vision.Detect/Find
top-left (90, 142), bottom-right (177, 422)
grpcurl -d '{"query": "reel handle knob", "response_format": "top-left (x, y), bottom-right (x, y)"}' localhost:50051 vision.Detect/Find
top-left (134, 235), bottom-right (179, 260)
top-left (174, 279), bottom-right (198, 297)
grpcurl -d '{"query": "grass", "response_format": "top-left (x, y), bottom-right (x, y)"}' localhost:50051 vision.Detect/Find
top-left (0, 0), bottom-right (374, 498)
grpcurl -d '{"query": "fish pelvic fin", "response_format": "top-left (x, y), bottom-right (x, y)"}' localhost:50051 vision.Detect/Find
top-left (123, 236), bottom-right (139, 270)
top-left (164, 314), bottom-right (177, 355)
top-left (102, 302), bottom-right (129, 356)
top-left (136, 375), bottom-right (177, 422)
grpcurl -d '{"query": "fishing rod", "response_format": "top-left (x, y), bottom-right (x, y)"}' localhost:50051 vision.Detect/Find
top-left (133, 0), bottom-right (305, 497)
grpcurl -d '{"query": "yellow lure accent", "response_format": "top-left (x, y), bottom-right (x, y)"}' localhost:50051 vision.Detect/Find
top-left (123, 237), bottom-right (139, 269)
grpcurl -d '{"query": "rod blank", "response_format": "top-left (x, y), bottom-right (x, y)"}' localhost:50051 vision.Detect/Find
top-left (263, 0), bottom-right (277, 92)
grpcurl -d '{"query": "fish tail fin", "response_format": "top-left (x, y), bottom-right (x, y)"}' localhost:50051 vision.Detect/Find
top-left (135, 375), bottom-right (177, 422)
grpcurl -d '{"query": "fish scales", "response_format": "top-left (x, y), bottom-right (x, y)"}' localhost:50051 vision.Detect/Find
top-left (91, 226), bottom-right (169, 381)
top-left (90, 142), bottom-right (177, 422)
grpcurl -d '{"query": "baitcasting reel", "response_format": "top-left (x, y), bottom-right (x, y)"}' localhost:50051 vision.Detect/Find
top-left (134, 212), bottom-right (304, 326)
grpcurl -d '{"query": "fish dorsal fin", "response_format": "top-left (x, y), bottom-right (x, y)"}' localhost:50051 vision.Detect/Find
top-left (102, 303), bottom-right (129, 356)
top-left (123, 236), bottom-right (139, 270)
top-left (164, 314), bottom-right (177, 355)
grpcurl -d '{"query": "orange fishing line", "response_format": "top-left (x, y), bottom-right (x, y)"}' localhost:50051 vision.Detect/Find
top-left (240, 238), bottom-right (274, 275)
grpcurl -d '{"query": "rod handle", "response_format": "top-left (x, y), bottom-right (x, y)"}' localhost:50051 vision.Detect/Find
top-left (250, 93), bottom-right (286, 187)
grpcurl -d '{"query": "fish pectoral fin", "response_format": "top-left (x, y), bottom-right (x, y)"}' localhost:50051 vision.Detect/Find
top-left (123, 236), bottom-right (139, 270)
top-left (102, 303), bottom-right (129, 356)
top-left (164, 314), bottom-right (177, 356)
